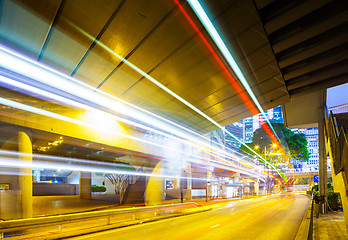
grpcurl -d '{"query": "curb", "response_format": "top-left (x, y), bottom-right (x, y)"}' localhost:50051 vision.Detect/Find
top-left (9, 207), bottom-right (212, 239)
top-left (295, 194), bottom-right (312, 240)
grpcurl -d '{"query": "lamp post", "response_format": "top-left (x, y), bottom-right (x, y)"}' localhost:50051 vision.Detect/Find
top-left (255, 143), bottom-right (278, 194)
top-left (180, 157), bottom-right (184, 203)
top-left (262, 146), bottom-right (271, 194)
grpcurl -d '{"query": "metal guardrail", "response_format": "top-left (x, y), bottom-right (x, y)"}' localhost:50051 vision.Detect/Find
top-left (325, 108), bottom-right (348, 180)
top-left (294, 193), bottom-right (313, 240)
top-left (328, 103), bottom-right (348, 114)
top-left (0, 202), bottom-right (198, 234)
top-left (308, 199), bottom-right (314, 240)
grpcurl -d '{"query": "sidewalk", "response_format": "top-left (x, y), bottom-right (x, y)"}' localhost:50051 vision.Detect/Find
top-left (314, 210), bottom-right (348, 239)
top-left (31, 194), bottom-right (246, 217)
top-left (31, 193), bottom-right (277, 218)
top-left (33, 194), bottom-right (121, 217)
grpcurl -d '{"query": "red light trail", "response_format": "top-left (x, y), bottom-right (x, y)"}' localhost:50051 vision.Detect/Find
top-left (174, 0), bottom-right (294, 183)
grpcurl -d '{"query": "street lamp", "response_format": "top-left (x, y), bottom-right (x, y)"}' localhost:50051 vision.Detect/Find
top-left (255, 143), bottom-right (278, 194)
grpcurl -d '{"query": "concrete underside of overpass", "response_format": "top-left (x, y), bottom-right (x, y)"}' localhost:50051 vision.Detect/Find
top-left (0, 0), bottom-right (346, 133)
top-left (0, 0), bottom-right (347, 223)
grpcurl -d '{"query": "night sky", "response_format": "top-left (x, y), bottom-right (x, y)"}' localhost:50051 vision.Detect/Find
top-left (327, 83), bottom-right (348, 108)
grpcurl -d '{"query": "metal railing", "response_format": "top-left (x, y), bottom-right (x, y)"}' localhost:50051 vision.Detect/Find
top-left (308, 199), bottom-right (314, 240)
top-left (328, 103), bottom-right (348, 114)
top-left (325, 107), bottom-right (348, 178)
top-left (121, 163), bottom-right (146, 204)
top-left (0, 202), bottom-right (201, 237)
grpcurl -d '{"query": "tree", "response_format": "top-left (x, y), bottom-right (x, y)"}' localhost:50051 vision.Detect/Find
top-left (97, 160), bottom-right (136, 203)
top-left (240, 123), bottom-right (309, 166)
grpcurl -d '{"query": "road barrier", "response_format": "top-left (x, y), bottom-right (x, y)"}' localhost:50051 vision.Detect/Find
top-left (308, 199), bottom-right (314, 240)
top-left (294, 194), bottom-right (312, 240)
top-left (0, 202), bottom-right (205, 238)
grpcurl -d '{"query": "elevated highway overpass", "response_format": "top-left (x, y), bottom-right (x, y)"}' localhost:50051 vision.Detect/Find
top-left (0, 0), bottom-right (347, 232)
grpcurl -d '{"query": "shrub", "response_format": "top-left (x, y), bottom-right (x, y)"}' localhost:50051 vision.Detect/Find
top-left (312, 183), bottom-right (340, 211)
top-left (91, 185), bottom-right (106, 192)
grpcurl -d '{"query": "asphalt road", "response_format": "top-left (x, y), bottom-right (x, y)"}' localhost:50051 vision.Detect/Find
top-left (69, 193), bottom-right (310, 240)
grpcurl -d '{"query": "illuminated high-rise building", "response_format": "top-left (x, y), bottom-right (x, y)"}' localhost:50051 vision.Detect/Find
top-left (224, 105), bottom-right (320, 172)
top-left (225, 120), bottom-right (245, 148)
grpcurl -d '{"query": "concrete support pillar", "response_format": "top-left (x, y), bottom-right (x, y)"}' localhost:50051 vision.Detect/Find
top-left (18, 131), bottom-right (33, 219)
top-left (145, 162), bottom-right (164, 205)
top-left (206, 170), bottom-right (213, 200)
top-left (255, 182), bottom-right (259, 196)
top-left (174, 177), bottom-right (180, 189)
top-left (79, 172), bottom-right (91, 199)
top-left (188, 174), bottom-right (192, 190)
top-left (318, 90), bottom-right (327, 213)
top-left (187, 165), bottom-right (192, 190)
top-left (309, 177), bottom-right (314, 190)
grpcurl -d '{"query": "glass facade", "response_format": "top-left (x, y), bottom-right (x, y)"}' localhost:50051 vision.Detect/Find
top-left (224, 105), bottom-right (320, 172)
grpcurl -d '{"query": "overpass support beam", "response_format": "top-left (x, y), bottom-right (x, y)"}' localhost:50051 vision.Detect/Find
top-left (79, 172), bottom-right (91, 199)
top-left (145, 162), bottom-right (164, 205)
top-left (318, 90), bottom-right (327, 213)
top-left (255, 181), bottom-right (259, 196)
top-left (0, 127), bottom-right (32, 219)
top-left (18, 131), bottom-right (33, 218)
top-left (309, 177), bottom-right (314, 190)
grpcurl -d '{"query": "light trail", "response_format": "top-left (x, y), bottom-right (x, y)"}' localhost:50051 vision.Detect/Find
top-left (0, 149), bottom-right (147, 170)
top-left (175, 0), bottom-right (292, 182)
top-left (0, 74), bottom-right (259, 175)
top-left (0, 43), bottom-right (283, 181)
top-left (184, 0), bottom-right (288, 150)
top-left (186, 0), bottom-right (272, 123)
top-left (0, 150), bottom-right (265, 182)
top-left (0, 96), bottom-right (177, 154)
top-left (0, 45), bottom-right (269, 174)
top-left (59, 21), bottom-right (284, 181)
top-left (0, 46), bottom-right (256, 167)
top-left (0, 156), bottom-right (201, 181)
top-left (0, 96), bottom-right (265, 179)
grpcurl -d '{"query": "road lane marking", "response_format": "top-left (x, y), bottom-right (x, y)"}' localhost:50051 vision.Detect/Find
top-left (210, 224), bottom-right (220, 228)
top-left (67, 210), bottom-right (210, 239)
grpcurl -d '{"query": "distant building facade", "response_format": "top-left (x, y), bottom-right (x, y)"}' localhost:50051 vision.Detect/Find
top-left (290, 128), bottom-right (319, 171)
top-left (223, 105), bottom-right (320, 172)
top-left (225, 121), bottom-right (244, 148)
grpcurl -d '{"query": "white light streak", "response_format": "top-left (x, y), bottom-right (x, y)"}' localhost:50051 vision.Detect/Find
top-left (0, 44), bottom-right (278, 180)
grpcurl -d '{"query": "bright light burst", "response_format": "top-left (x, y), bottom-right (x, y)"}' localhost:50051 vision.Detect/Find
top-left (0, 44), bottom-right (279, 182)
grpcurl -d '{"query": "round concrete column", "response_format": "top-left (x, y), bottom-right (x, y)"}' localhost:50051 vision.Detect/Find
top-left (145, 162), bottom-right (164, 205)
top-left (18, 131), bottom-right (33, 219)
top-left (254, 181), bottom-right (259, 196)
top-left (79, 172), bottom-right (91, 199)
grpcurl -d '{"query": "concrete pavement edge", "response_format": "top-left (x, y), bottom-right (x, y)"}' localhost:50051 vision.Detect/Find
top-left (295, 194), bottom-right (312, 240)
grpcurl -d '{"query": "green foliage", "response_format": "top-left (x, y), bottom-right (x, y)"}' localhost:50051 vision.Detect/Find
top-left (91, 185), bottom-right (106, 192)
top-left (312, 184), bottom-right (319, 197)
top-left (312, 183), bottom-right (340, 203)
top-left (288, 132), bottom-right (309, 161)
top-left (243, 123), bottom-right (309, 164)
top-left (239, 143), bottom-right (255, 156)
top-left (327, 183), bottom-right (340, 203)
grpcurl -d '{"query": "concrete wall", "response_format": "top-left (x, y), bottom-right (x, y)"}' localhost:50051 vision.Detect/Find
top-left (91, 173), bottom-right (115, 194)
top-left (165, 189), bottom-right (191, 200)
top-left (283, 91), bottom-right (321, 128)
top-left (0, 190), bottom-right (20, 220)
top-left (33, 183), bottom-right (78, 195)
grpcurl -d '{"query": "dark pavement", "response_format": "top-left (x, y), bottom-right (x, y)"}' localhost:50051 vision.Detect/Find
top-left (68, 193), bottom-right (310, 240)
top-left (32, 194), bottom-right (120, 217)
top-left (314, 210), bottom-right (348, 239)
